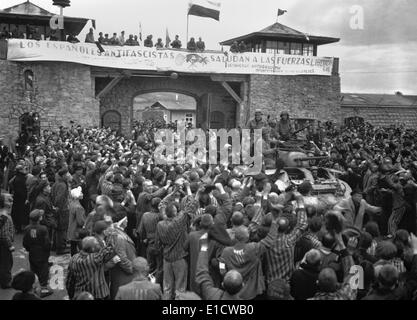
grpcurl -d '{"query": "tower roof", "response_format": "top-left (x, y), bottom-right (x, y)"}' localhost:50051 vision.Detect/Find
top-left (0, 1), bottom-right (91, 36)
top-left (220, 22), bottom-right (339, 46)
top-left (2, 1), bottom-right (54, 16)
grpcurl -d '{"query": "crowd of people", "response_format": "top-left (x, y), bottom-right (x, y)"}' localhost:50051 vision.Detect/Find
top-left (0, 25), bottom-right (255, 54)
top-left (1, 111), bottom-right (417, 301)
top-left (0, 25), bottom-right (211, 52)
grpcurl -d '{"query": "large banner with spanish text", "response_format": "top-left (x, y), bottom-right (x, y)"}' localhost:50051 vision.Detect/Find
top-left (6, 39), bottom-right (334, 76)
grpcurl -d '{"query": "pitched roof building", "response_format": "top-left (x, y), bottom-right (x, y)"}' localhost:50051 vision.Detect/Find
top-left (341, 92), bottom-right (417, 127)
top-left (220, 22), bottom-right (339, 56)
top-left (0, 1), bottom-right (90, 38)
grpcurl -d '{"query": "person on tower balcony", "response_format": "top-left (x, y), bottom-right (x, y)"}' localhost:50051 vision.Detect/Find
top-left (239, 41), bottom-right (247, 53)
top-left (171, 35), bottom-right (182, 49)
top-left (118, 31), bottom-right (126, 46)
top-left (67, 33), bottom-right (80, 43)
top-left (187, 38), bottom-right (197, 51)
top-left (132, 35), bottom-right (140, 46)
top-left (31, 27), bottom-right (42, 41)
top-left (155, 38), bottom-right (164, 49)
top-left (98, 32), bottom-right (105, 44)
top-left (109, 33), bottom-right (121, 46)
top-left (230, 41), bottom-right (239, 53)
top-left (125, 35), bottom-right (135, 46)
top-left (196, 37), bottom-right (205, 52)
top-left (144, 35), bottom-right (153, 48)
top-left (102, 34), bottom-right (110, 45)
top-left (85, 28), bottom-right (95, 43)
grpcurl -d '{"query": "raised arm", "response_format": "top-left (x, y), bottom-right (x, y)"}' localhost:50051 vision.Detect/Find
top-left (195, 233), bottom-right (222, 300)
top-left (158, 183), bottom-right (178, 217)
top-left (286, 193), bottom-right (308, 246)
top-left (334, 232), bottom-right (357, 300)
top-left (213, 183), bottom-right (232, 227)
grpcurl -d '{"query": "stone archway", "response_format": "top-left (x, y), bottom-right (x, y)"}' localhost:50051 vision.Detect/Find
top-left (97, 75), bottom-right (239, 135)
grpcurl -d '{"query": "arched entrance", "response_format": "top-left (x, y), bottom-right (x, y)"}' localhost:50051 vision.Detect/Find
top-left (96, 75), bottom-right (241, 134)
top-left (19, 112), bottom-right (40, 137)
top-left (102, 110), bottom-right (122, 132)
top-left (133, 91), bottom-right (197, 127)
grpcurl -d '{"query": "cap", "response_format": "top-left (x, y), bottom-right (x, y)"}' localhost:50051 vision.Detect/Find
top-left (29, 209), bottom-right (44, 221)
top-left (93, 220), bottom-right (109, 235)
top-left (255, 109), bottom-right (263, 114)
top-left (12, 271), bottom-right (36, 292)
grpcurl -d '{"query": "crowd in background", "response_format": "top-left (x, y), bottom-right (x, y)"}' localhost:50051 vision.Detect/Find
top-left (0, 25), bottom-right (254, 54)
top-left (0, 25), bottom-right (212, 52)
top-left (1, 113), bottom-right (417, 301)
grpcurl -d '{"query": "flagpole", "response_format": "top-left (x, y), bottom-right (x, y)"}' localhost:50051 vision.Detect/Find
top-left (186, 14), bottom-right (189, 43)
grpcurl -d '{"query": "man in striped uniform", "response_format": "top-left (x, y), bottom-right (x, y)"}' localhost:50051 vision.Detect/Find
top-left (66, 236), bottom-right (117, 300)
top-left (264, 193), bottom-right (308, 284)
top-left (156, 184), bottom-right (198, 300)
top-left (0, 193), bottom-right (15, 289)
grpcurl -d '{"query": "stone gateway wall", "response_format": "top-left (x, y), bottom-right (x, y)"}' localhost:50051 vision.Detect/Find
top-left (0, 60), bottom-right (99, 140)
top-left (3, 58), bottom-right (415, 140)
top-left (248, 74), bottom-right (342, 124)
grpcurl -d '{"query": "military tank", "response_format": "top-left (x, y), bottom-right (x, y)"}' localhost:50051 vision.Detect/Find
top-left (265, 139), bottom-right (352, 209)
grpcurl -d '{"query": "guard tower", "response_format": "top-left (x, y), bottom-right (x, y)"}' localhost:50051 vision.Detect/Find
top-left (220, 22), bottom-right (339, 56)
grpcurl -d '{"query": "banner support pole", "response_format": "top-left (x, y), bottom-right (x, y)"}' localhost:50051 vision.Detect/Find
top-left (186, 14), bottom-right (189, 43)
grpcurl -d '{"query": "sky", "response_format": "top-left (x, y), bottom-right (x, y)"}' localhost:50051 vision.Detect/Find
top-left (2, 0), bottom-right (417, 94)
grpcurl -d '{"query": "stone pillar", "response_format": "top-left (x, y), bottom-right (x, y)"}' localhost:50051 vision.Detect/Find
top-left (238, 81), bottom-right (249, 128)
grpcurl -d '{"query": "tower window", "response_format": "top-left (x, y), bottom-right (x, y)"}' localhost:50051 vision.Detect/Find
top-left (24, 70), bottom-right (34, 90)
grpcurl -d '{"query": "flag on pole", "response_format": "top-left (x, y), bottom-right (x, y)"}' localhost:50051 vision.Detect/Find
top-left (188, 0), bottom-right (221, 21)
top-left (166, 28), bottom-right (171, 48)
top-left (277, 9), bottom-right (287, 17)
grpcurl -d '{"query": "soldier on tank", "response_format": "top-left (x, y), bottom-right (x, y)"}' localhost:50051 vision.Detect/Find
top-left (248, 109), bottom-right (268, 131)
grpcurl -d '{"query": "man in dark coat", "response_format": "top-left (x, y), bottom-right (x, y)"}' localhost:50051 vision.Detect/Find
top-left (187, 38), bottom-right (197, 51)
top-left (186, 214), bottom-right (213, 295)
top-left (0, 193), bottom-right (14, 289)
top-left (51, 167), bottom-right (72, 254)
top-left (171, 35), bottom-right (182, 49)
top-left (134, 180), bottom-right (169, 255)
top-left (137, 197), bottom-right (163, 284)
top-left (23, 209), bottom-right (52, 297)
top-left (196, 37), bottom-right (205, 51)
top-left (363, 264), bottom-right (408, 300)
top-left (0, 140), bottom-right (9, 187)
top-left (144, 35), bottom-right (153, 47)
top-left (196, 233), bottom-right (243, 300)
top-left (290, 249), bottom-right (321, 300)
top-left (10, 165), bottom-right (29, 233)
top-left (33, 180), bottom-right (57, 241)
